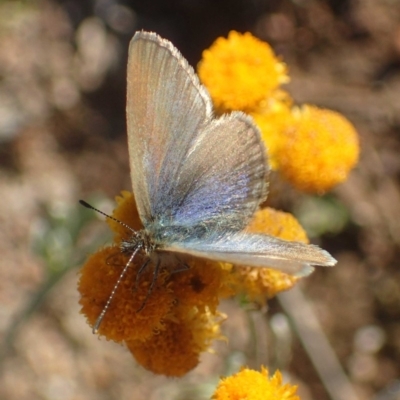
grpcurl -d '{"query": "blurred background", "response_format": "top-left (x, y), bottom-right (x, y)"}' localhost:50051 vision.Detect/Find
top-left (1, 0), bottom-right (400, 399)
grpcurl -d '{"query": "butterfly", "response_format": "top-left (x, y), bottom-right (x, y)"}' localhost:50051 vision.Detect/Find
top-left (81, 31), bottom-right (336, 331)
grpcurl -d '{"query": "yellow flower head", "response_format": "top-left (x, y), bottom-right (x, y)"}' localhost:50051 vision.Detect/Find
top-left (126, 308), bottom-right (223, 377)
top-left (251, 92), bottom-right (293, 169)
top-left (170, 256), bottom-right (232, 313)
top-left (247, 206), bottom-right (308, 242)
top-left (212, 366), bottom-right (300, 400)
top-left (276, 105), bottom-right (360, 193)
top-left (126, 320), bottom-right (199, 377)
top-left (229, 207), bottom-right (305, 302)
top-left (198, 31), bottom-right (289, 112)
top-left (78, 246), bottom-right (175, 343)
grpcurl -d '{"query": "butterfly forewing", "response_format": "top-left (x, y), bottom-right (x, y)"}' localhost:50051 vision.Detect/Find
top-left (127, 32), bottom-right (212, 225)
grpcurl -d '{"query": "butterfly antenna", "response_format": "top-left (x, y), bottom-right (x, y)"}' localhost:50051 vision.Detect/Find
top-left (79, 200), bottom-right (135, 233)
top-left (92, 246), bottom-right (141, 334)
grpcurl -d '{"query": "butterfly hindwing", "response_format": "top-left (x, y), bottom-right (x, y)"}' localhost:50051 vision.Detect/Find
top-left (165, 231), bottom-right (336, 276)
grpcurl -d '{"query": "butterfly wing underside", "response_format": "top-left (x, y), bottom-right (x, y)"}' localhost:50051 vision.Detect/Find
top-left (165, 232), bottom-right (336, 276)
top-left (127, 32), bottom-right (268, 231)
top-left (126, 31), bottom-right (212, 224)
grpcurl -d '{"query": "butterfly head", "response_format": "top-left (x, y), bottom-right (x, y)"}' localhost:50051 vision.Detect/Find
top-left (120, 229), bottom-right (157, 256)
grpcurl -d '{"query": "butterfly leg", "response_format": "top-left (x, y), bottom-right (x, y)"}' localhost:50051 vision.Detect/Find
top-left (135, 258), bottom-right (151, 291)
top-left (170, 255), bottom-right (190, 274)
top-left (136, 257), bottom-right (161, 312)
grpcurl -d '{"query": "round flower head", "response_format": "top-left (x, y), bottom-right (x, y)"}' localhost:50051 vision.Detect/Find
top-left (229, 207), bottom-right (306, 302)
top-left (78, 246), bottom-right (175, 342)
top-left (126, 308), bottom-right (223, 377)
top-left (276, 105), bottom-right (360, 193)
top-left (170, 256), bottom-right (233, 313)
top-left (126, 320), bottom-right (199, 377)
top-left (198, 31), bottom-right (289, 113)
top-left (251, 92), bottom-right (293, 170)
top-left (212, 366), bottom-right (300, 400)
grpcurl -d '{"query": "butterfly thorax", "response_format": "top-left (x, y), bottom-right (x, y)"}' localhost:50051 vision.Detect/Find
top-left (119, 222), bottom-right (192, 257)
top-left (120, 229), bottom-right (158, 256)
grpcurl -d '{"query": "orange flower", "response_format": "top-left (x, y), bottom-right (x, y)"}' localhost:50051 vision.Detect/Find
top-left (169, 256), bottom-right (232, 313)
top-left (78, 246), bottom-right (175, 342)
top-left (126, 319), bottom-right (200, 377)
top-left (126, 308), bottom-right (224, 377)
top-left (229, 207), bottom-right (305, 302)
